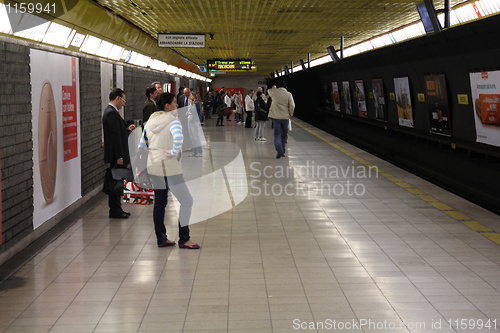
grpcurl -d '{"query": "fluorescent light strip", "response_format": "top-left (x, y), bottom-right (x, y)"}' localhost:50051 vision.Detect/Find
top-left (0, 4), bottom-right (13, 34)
top-left (108, 44), bottom-right (124, 61)
top-left (80, 35), bottom-right (102, 54)
top-left (42, 22), bottom-right (74, 47)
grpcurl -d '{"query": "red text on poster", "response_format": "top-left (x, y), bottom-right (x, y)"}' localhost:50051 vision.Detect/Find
top-left (62, 57), bottom-right (78, 161)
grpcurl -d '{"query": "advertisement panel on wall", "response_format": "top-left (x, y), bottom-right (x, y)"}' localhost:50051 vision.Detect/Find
top-left (323, 82), bottom-right (332, 111)
top-left (424, 74), bottom-right (451, 136)
top-left (355, 80), bottom-right (367, 117)
top-left (372, 79), bottom-right (387, 121)
top-left (342, 81), bottom-right (352, 115)
top-left (31, 49), bottom-right (81, 229)
top-left (0, 140), bottom-right (2, 244)
top-left (470, 70), bottom-right (500, 147)
top-left (394, 77), bottom-right (414, 128)
top-left (332, 82), bottom-right (341, 112)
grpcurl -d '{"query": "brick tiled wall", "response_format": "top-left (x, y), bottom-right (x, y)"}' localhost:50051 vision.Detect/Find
top-left (0, 41), bottom-right (34, 252)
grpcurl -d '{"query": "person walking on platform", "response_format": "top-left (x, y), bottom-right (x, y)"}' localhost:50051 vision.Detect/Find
top-left (244, 90), bottom-right (254, 128)
top-left (142, 85), bottom-right (158, 125)
top-left (268, 81), bottom-right (295, 159)
top-left (142, 92), bottom-right (200, 249)
top-left (102, 88), bottom-right (136, 218)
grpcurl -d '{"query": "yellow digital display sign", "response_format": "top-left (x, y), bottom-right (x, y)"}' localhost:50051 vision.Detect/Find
top-left (207, 60), bottom-right (252, 71)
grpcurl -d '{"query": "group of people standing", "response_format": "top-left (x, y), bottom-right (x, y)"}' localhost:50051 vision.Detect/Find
top-left (204, 82), bottom-right (295, 158)
top-left (101, 80), bottom-right (294, 251)
top-left (102, 83), bottom-right (200, 250)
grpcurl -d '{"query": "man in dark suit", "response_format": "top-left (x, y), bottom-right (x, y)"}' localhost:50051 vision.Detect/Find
top-left (102, 88), bottom-right (135, 218)
top-left (177, 87), bottom-right (191, 108)
top-left (142, 85), bottom-right (158, 125)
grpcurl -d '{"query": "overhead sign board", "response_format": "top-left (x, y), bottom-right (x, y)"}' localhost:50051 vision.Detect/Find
top-left (158, 34), bottom-right (205, 48)
top-left (207, 60), bottom-right (252, 71)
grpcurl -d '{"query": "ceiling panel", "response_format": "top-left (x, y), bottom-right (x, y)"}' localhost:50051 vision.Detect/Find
top-left (91, 0), bottom-right (469, 75)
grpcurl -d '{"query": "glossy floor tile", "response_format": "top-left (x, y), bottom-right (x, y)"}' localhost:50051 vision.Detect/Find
top-left (1, 117), bottom-right (499, 333)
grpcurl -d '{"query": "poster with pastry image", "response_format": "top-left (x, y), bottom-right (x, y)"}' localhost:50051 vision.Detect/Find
top-left (31, 49), bottom-right (81, 229)
top-left (470, 70), bottom-right (500, 147)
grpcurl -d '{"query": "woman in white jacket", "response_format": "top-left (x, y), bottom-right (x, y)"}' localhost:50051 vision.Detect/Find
top-left (143, 92), bottom-right (200, 249)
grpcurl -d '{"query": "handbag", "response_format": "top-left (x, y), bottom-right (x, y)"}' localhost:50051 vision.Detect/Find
top-left (224, 107), bottom-right (234, 116)
top-left (231, 100), bottom-right (236, 109)
top-left (103, 167), bottom-right (133, 196)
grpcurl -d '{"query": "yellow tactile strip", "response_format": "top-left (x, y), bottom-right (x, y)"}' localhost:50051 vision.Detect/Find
top-left (291, 120), bottom-right (500, 245)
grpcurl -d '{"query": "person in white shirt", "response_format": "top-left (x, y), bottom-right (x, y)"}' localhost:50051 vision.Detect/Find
top-left (244, 90), bottom-right (254, 128)
top-left (224, 91), bottom-right (232, 121)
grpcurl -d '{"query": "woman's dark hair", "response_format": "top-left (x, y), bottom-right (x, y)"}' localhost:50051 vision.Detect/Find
top-left (157, 92), bottom-right (176, 111)
top-left (257, 91), bottom-right (263, 98)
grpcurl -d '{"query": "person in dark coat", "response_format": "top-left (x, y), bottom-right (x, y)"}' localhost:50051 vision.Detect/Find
top-left (142, 85), bottom-right (158, 125)
top-left (102, 88), bottom-right (135, 218)
top-left (254, 91), bottom-right (269, 141)
top-left (215, 90), bottom-right (225, 126)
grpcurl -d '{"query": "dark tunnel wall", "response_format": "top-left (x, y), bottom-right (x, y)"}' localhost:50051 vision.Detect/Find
top-left (271, 14), bottom-right (500, 215)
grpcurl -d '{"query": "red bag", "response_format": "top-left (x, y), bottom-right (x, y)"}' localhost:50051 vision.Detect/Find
top-left (224, 107), bottom-right (234, 116)
top-left (123, 181), bottom-right (154, 205)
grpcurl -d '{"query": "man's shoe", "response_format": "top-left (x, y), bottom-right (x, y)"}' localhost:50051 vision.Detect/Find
top-left (158, 240), bottom-right (176, 248)
top-left (121, 211), bottom-right (131, 216)
top-left (109, 212), bottom-right (129, 219)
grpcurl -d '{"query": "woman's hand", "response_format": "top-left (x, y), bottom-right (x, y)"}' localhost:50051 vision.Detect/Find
top-left (164, 150), bottom-right (173, 158)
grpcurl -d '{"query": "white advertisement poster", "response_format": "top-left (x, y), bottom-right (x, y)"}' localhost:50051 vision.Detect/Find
top-left (470, 71), bottom-right (500, 147)
top-left (100, 62), bottom-right (114, 118)
top-left (394, 77), bottom-right (414, 128)
top-left (31, 49), bottom-right (81, 229)
top-left (332, 82), bottom-right (341, 112)
top-left (355, 80), bottom-right (367, 117)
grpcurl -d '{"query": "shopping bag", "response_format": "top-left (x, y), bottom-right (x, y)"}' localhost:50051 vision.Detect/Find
top-left (288, 119), bottom-right (292, 131)
top-left (123, 181), bottom-right (154, 205)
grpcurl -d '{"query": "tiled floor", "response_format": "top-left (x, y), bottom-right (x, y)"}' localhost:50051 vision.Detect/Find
top-left (1, 117), bottom-right (500, 333)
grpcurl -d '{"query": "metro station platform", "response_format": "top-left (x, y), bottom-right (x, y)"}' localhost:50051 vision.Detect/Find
top-left (1, 117), bottom-right (499, 333)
